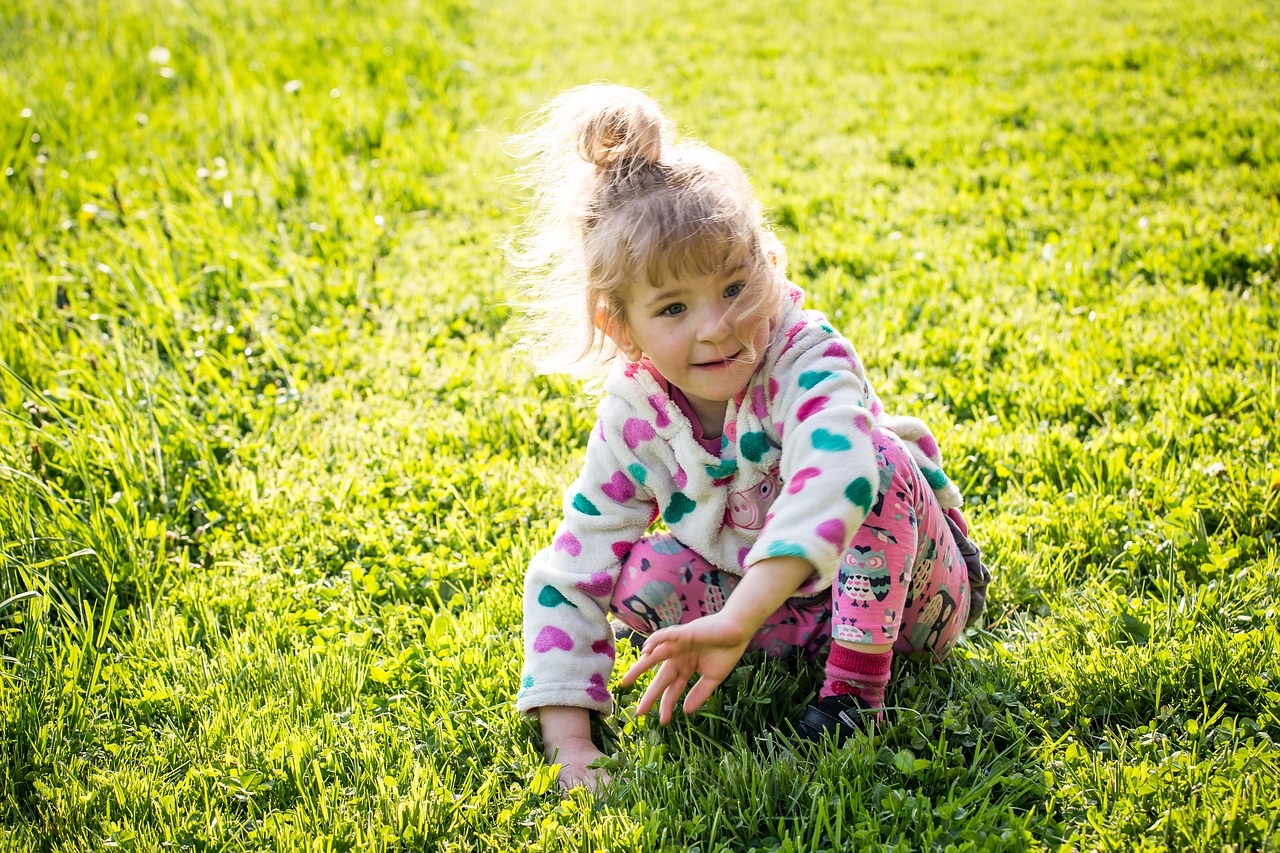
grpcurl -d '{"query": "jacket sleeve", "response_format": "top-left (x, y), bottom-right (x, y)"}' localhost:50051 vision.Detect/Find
top-left (878, 413), bottom-right (963, 510)
top-left (517, 411), bottom-right (656, 716)
top-left (744, 331), bottom-right (880, 591)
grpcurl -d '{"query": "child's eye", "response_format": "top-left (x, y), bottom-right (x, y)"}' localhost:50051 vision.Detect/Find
top-left (659, 303), bottom-right (685, 317)
top-left (724, 282), bottom-right (745, 298)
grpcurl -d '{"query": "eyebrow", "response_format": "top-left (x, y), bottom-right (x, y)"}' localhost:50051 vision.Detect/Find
top-left (641, 287), bottom-right (688, 309)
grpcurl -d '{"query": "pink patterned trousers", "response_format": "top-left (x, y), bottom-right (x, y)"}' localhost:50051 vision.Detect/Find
top-left (610, 430), bottom-right (970, 662)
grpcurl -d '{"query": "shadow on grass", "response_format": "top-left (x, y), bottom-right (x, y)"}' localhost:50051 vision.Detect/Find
top-left (565, 640), bottom-right (1064, 851)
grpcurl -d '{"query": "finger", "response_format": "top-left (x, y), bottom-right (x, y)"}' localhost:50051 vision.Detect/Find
top-left (619, 630), bottom-right (680, 686)
top-left (620, 639), bottom-right (673, 687)
top-left (639, 627), bottom-right (678, 656)
top-left (636, 662), bottom-right (673, 717)
top-left (557, 766), bottom-right (610, 796)
top-left (639, 658), bottom-right (688, 720)
top-left (683, 674), bottom-right (724, 716)
top-left (619, 655), bottom-right (653, 686)
top-left (658, 670), bottom-right (689, 725)
top-left (588, 768), bottom-right (611, 795)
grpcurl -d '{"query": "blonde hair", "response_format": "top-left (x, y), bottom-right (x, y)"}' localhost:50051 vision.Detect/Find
top-left (507, 84), bottom-right (787, 379)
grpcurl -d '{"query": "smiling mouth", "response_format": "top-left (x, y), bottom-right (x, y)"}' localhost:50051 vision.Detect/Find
top-left (694, 351), bottom-right (744, 368)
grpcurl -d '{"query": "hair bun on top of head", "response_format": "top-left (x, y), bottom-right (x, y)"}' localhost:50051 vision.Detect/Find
top-left (574, 87), bottom-right (666, 170)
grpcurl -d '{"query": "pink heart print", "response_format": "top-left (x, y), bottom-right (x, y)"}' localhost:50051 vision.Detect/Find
top-left (601, 471), bottom-right (636, 504)
top-left (534, 626), bottom-right (574, 653)
top-left (576, 572), bottom-right (613, 597)
top-left (787, 467), bottom-right (821, 494)
top-left (554, 531), bottom-right (582, 556)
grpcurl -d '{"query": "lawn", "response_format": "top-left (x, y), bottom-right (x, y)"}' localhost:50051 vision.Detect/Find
top-left (2, 0), bottom-right (1278, 850)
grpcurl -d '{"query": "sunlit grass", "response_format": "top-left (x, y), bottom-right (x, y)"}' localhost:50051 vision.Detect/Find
top-left (2, 0), bottom-right (1279, 850)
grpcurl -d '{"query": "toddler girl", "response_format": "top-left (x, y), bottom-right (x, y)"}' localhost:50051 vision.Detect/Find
top-left (509, 84), bottom-right (990, 791)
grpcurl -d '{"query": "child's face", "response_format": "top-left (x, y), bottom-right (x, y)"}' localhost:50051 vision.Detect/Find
top-left (613, 261), bottom-right (774, 431)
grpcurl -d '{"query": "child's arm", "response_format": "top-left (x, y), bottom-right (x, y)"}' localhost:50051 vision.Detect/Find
top-left (518, 402), bottom-right (657, 721)
top-left (744, 353), bottom-right (880, 592)
top-left (521, 411), bottom-right (656, 789)
top-left (620, 554), bottom-right (812, 724)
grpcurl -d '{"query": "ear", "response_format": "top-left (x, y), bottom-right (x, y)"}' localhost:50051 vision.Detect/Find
top-left (595, 309), bottom-right (643, 362)
top-left (763, 240), bottom-right (787, 275)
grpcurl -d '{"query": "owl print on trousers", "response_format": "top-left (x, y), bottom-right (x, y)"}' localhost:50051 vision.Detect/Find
top-left (908, 587), bottom-right (958, 655)
top-left (839, 544), bottom-right (892, 608)
top-left (697, 570), bottom-right (737, 616)
top-left (904, 537), bottom-right (938, 609)
top-left (618, 580), bottom-right (685, 634)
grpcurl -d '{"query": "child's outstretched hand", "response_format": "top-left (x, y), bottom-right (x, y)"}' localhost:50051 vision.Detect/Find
top-left (619, 611), bottom-right (752, 725)
top-left (620, 556), bottom-right (813, 725)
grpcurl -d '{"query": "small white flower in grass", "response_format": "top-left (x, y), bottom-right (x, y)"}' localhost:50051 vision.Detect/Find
top-left (135, 113), bottom-right (148, 126)
top-left (21, 108), bottom-right (32, 118)
top-left (284, 79), bottom-right (303, 94)
top-left (148, 46), bottom-right (171, 64)
top-left (1041, 243), bottom-right (1055, 261)
top-left (159, 67), bottom-right (176, 79)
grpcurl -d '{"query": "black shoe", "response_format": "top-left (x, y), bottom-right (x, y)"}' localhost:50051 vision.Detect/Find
top-left (795, 694), bottom-right (876, 744)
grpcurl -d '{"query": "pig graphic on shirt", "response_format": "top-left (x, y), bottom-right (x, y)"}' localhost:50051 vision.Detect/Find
top-left (725, 468), bottom-right (783, 530)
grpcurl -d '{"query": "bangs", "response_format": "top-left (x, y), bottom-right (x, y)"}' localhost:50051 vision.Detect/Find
top-left (583, 176), bottom-right (769, 306)
top-left (638, 208), bottom-right (759, 291)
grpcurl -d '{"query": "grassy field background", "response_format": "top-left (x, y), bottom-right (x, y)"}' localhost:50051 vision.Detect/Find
top-left (2, 0), bottom-right (1279, 849)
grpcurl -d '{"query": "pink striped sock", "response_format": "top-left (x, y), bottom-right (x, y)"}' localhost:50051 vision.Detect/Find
top-left (821, 644), bottom-right (892, 709)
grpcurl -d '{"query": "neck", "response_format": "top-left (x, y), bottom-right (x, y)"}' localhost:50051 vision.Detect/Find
top-left (686, 397), bottom-right (727, 440)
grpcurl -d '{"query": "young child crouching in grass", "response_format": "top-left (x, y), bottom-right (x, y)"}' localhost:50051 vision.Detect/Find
top-left (508, 84), bottom-right (991, 792)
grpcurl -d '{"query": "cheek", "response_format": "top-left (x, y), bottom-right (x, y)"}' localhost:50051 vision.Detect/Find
top-left (635, 322), bottom-right (681, 355)
top-left (738, 315), bottom-right (772, 350)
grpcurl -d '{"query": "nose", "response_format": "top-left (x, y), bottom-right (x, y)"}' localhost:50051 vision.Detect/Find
top-left (696, 304), bottom-right (732, 344)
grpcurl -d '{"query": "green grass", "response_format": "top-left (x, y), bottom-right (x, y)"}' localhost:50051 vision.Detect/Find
top-left (2, 0), bottom-right (1278, 849)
